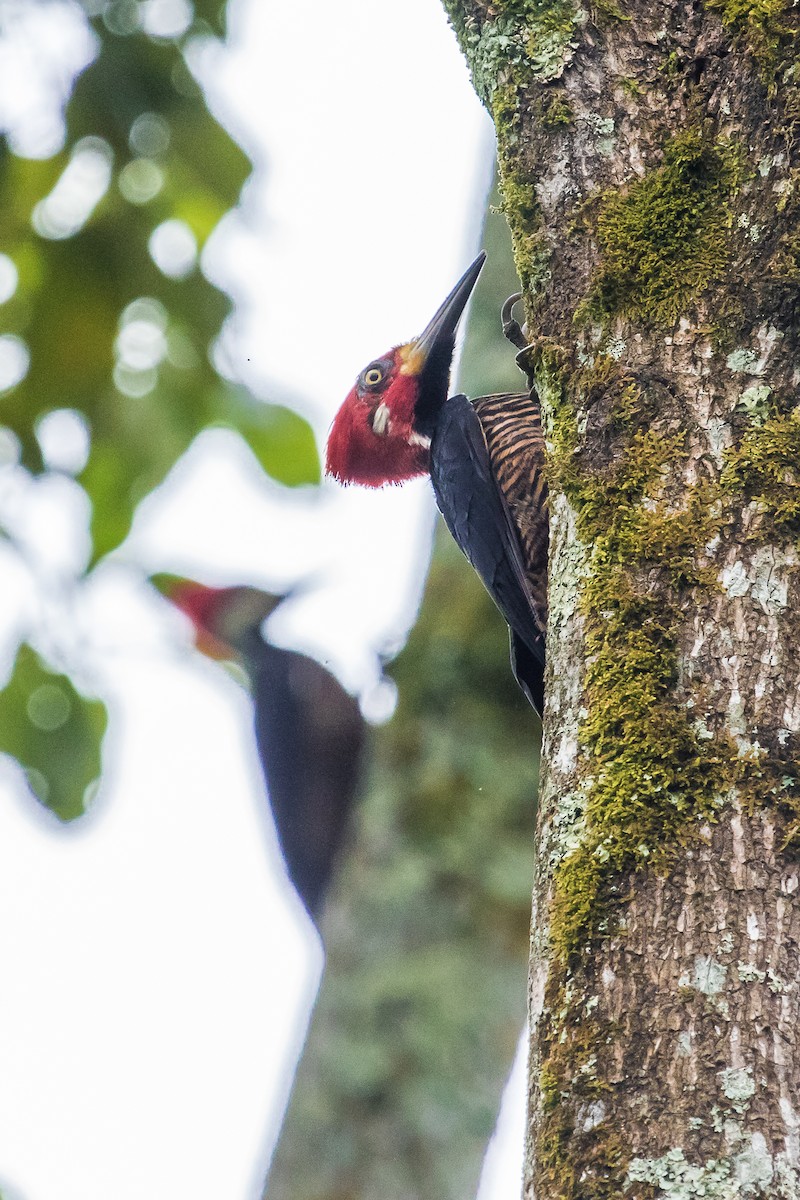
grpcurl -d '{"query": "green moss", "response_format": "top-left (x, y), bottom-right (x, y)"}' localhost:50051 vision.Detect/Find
top-left (769, 229), bottom-right (800, 284)
top-left (534, 86), bottom-right (574, 128)
top-left (531, 347), bottom-right (736, 959)
top-left (593, 0), bottom-right (631, 21)
top-left (659, 49), bottom-right (683, 79)
top-left (536, 1119), bottom-right (629, 1198)
top-left (535, 988), bottom-right (628, 1198)
top-left (552, 584), bottom-right (734, 957)
top-left (492, 80), bottom-right (522, 149)
top-left (579, 130), bottom-right (745, 328)
top-left (523, 228), bottom-right (800, 1197)
top-left (525, 347), bottom-right (758, 1192)
top-left (494, 98), bottom-right (552, 297)
top-left (705, 0), bottom-right (799, 86)
top-left (530, 344), bottom-right (800, 960)
top-left (499, 186), bottom-right (550, 297)
top-left (720, 408), bottom-right (800, 535)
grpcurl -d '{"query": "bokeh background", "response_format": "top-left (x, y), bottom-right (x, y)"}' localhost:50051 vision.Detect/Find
top-left (0, 2), bottom-right (538, 1196)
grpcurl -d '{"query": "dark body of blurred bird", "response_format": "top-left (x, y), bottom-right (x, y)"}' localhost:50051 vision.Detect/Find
top-left (154, 578), bottom-right (365, 920)
top-left (326, 253), bottom-right (548, 715)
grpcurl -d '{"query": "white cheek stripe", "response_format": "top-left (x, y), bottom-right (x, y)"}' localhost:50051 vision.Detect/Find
top-left (409, 431), bottom-right (431, 449)
top-left (372, 402), bottom-right (391, 437)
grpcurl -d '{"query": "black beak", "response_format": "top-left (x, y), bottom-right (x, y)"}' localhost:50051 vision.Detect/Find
top-left (409, 251), bottom-right (486, 436)
top-left (414, 251), bottom-right (486, 364)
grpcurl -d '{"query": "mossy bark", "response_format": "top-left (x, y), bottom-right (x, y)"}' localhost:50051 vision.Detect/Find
top-left (443, 0), bottom-right (800, 1195)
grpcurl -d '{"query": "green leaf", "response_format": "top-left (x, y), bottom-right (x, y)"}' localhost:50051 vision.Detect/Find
top-left (0, 645), bottom-right (108, 821)
top-left (191, 0), bottom-right (228, 35)
top-left (214, 387), bottom-right (321, 486)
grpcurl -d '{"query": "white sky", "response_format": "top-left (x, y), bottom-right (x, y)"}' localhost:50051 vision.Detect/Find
top-left (0, 1), bottom-right (526, 1197)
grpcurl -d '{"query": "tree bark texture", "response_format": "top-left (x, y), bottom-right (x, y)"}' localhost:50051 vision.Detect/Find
top-left (444, 1), bottom-right (800, 1195)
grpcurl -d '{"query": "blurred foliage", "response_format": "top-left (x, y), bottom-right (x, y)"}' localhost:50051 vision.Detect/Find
top-left (268, 534), bottom-right (538, 1200)
top-left (266, 177), bottom-right (539, 1200)
top-left (0, 0), bottom-right (318, 819)
top-left (0, 643), bottom-right (106, 819)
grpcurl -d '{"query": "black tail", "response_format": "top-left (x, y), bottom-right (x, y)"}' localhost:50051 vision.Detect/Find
top-left (509, 630), bottom-right (545, 717)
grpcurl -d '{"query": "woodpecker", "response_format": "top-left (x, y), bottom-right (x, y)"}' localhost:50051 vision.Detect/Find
top-left (152, 576), bottom-right (365, 920)
top-left (326, 253), bottom-right (547, 714)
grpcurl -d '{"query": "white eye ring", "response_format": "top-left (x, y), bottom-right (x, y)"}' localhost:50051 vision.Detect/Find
top-left (372, 402), bottom-right (390, 437)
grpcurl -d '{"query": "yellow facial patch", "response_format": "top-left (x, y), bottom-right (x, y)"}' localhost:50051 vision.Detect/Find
top-left (398, 341), bottom-right (427, 376)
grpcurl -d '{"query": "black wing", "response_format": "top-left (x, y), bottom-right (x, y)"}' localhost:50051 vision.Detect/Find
top-left (250, 643), bottom-right (365, 919)
top-left (430, 393), bottom-right (545, 714)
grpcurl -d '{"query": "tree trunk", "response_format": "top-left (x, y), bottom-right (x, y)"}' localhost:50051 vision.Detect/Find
top-left (444, 1), bottom-right (800, 1194)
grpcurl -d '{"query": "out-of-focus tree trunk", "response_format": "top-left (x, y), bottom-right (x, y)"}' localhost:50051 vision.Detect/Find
top-left (444, 1), bottom-right (800, 1194)
top-left (264, 538), bottom-right (536, 1200)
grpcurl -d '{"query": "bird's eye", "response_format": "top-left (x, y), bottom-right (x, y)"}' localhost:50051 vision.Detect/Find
top-left (358, 360), bottom-right (391, 392)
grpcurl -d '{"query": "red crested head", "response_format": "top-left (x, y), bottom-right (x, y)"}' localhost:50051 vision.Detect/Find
top-left (168, 580), bottom-right (225, 633)
top-left (325, 346), bottom-right (432, 487)
top-left (151, 575), bottom-right (283, 661)
top-left (325, 252), bottom-right (486, 488)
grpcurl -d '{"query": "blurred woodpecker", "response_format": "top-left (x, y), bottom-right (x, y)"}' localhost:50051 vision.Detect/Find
top-left (153, 577), bottom-right (365, 921)
top-left (326, 253), bottom-right (547, 714)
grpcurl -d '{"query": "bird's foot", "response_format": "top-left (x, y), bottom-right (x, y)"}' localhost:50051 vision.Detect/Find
top-left (501, 292), bottom-right (528, 351)
top-left (501, 293), bottom-right (537, 389)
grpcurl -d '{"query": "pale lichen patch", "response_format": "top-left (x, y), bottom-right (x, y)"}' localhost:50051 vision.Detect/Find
top-left (555, 730), bottom-right (579, 773)
top-left (750, 545), bottom-right (794, 614)
top-left (719, 931), bottom-right (734, 955)
top-left (677, 1031), bottom-right (693, 1056)
top-left (737, 384), bottom-right (773, 424)
top-left (737, 961), bottom-right (767, 984)
top-left (685, 954), bottom-right (727, 996)
top-left (679, 955), bottom-right (731, 1017)
top-left (778, 1097), bottom-right (799, 1133)
top-left (720, 1066), bottom-right (756, 1113)
top-left (442, 0), bottom-right (582, 105)
top-left (735, 1133), bottom-right (775, 1191)
top-left (627, 1136), bottom-right (792, 1198)
top-left (585, 112), bottom-right (616, 157)
top-left (718, 546), bottom-right (794, 613)
top-left (721, 559), bottom-right (750, 597)
top-left (548, 786), bottom-right (589, 865)
top-left (626, 1147), bottom-right (733, 1196)
top-left (774, 1160), bottom-right (800, 1199)
top-left (728, 327), bottom-right (786, 377)
top-left (579, 1098), bottom-right (606, 1131)
top-left (727, 347), bottom-right (763, 375)
top-left (767, 969), bottom-right (787, 994)
top-left (707, 416), bottom-right (731, 466)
